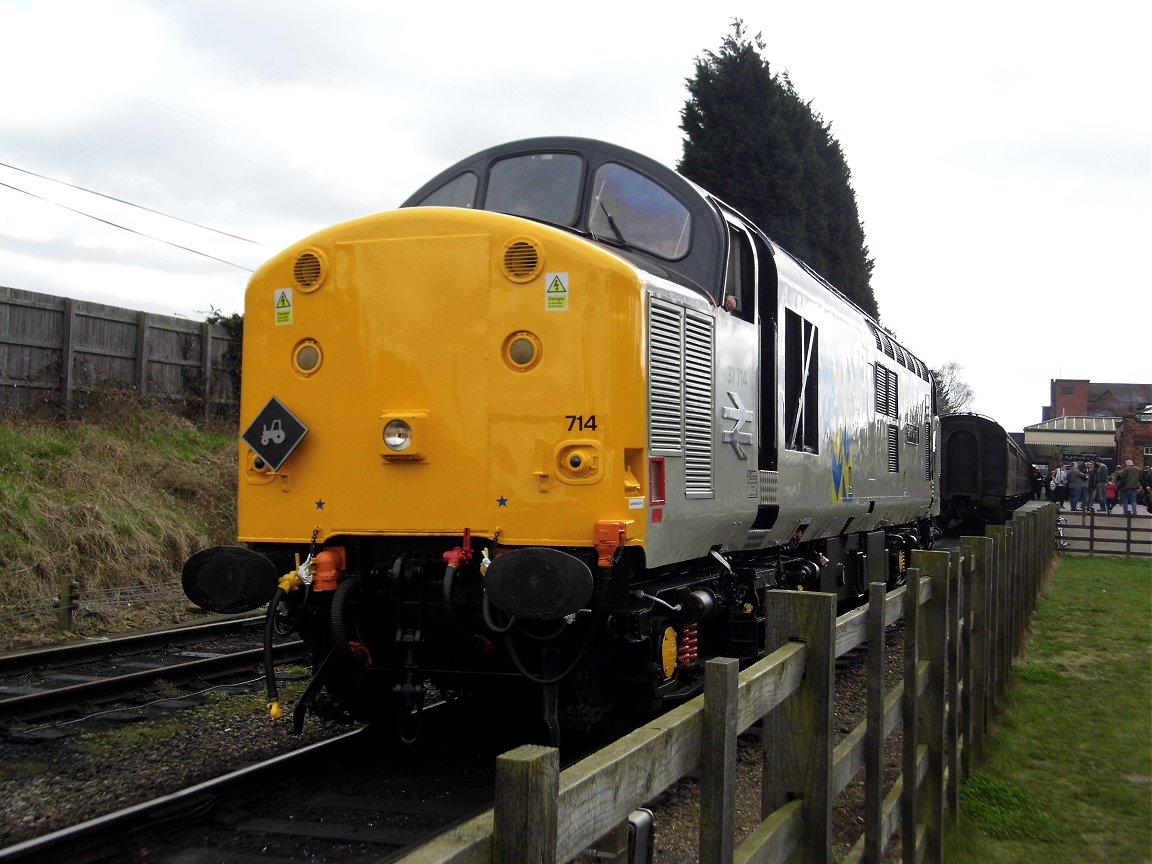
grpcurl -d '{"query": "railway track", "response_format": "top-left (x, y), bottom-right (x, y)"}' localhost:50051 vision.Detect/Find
top-left (0, 617), bottom-right (307, 730)
top-left (0, 704), bottom-right (502, 864)
top-left (0, 616), bottom-right (908, 861)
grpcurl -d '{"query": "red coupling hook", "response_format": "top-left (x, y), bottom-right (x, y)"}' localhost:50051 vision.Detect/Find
top-left (347, 641), bottom-right (374, 667)
top-left (442, 528), bottom-right (474, 568)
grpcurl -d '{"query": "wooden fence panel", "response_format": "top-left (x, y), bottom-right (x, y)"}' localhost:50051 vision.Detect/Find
top-left (0, 285), bottom-right (237, 416)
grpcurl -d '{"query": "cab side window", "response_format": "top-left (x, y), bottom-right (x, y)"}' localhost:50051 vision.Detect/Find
top-left (722, 223), bottom-right (756, 323)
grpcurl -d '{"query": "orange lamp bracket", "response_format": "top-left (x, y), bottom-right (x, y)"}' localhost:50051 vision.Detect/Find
top-left (594, 521), bottom-right (629, 569)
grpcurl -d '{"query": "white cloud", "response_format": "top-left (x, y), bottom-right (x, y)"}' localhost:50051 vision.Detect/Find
top-left (0, 0), bottom-right (1148, 433)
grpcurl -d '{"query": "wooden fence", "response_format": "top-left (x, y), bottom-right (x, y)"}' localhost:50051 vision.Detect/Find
top-left (398, 504), bottom-right (1056, 864)
top-left (0, 285), bottom-right (237, 417)
top-left (1056, 509), bottom-right (1152, 557)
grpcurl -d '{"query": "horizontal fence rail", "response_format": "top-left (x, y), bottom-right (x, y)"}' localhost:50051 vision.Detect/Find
top-left (0, 285), bottom-right (237, 417)
top-left (398, 504), bottom-right (1057, 864)
top-left (1055, 509), bottom-right (1152, 557)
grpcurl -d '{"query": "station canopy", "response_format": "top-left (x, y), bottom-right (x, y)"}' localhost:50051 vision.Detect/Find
top-left (1024, 416), bottom-right (1118, 464)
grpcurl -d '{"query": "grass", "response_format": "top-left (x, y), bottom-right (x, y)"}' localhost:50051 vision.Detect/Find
top-left (944, 555), bottom-right (1152, 863)
top-left (0, 392), bottom-right (238, 645)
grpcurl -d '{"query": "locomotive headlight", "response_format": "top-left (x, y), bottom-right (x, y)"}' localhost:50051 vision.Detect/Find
top-left (380, 413), bottom-right (428, 461)
top-left (384, 419), bottom-right (412, 451)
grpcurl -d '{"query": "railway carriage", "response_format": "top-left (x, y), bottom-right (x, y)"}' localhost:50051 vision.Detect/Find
top-left (183, 137), bottom-right (938, 740)
top-left (938, 412), bottom-right (1032, 532)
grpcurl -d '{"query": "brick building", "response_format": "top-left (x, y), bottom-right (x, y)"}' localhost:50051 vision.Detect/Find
top-left (1028, 379), bottom-right (1152, 470)
top-left (1043, 379), bottom-right (1151, 421)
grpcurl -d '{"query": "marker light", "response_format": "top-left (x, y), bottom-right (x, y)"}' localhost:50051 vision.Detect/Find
top-left (292, 339), bottom-right (322, 375)
top-left (503, 330), bottom-right (541, 371)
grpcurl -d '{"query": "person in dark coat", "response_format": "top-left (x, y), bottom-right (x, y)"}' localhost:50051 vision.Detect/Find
top-left (1118, 460), bottom-right (1141, 516)
top-left (1066, 462), bottom-right (1087, 511)
top-left (1084, 461), bottom-right (1098, 511)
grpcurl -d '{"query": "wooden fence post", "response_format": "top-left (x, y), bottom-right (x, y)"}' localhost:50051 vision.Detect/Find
top-left (907, 550), bottom-right (949, 864)
top-left (944, 547), bottom-right (962, 822)
top-left (1010, 522), bottom-right (1024, 658)
top-left (956, 552), bottom-right (974, 779)
top-left (135, 311), bottom-right (149, 393)
top-left (901, 566), bottom-right (921, 864)
top-left (700, 657), bottom-right (739, 864)
top-left (864, 581), bottom-right (886, 863)
top-left (985, 526), bottom-right (1008, 708)
top-left (200, 321), bottom-right (213, 422)
top-left (60, 297), bottom-right (76, 416)
top-left (762, 590), bottom-right (836, 864)
top-left (55, 577), bottom-right (79, 631)
top-left (961, 536), bottom-right (992, 768)
top-left (494, 744), bottom-right (558, 863)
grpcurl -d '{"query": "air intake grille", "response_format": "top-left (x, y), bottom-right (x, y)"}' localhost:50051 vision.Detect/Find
top-left (648, 299), bottom-right (713, 495)
top-left (293, 251), bottom-right (324, 290)
top-left (683, 311), bottom-right (714, 494)
top-left (502, 239), bottom-right (542, 282)
top-left (924, 423), bottom-right (933, 481)
top-left (649, 303), bottom-right (683, 451)
top-left (887, 424), bottom-right (900, 472)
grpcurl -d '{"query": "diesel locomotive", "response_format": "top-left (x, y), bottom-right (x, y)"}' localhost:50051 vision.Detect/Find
top-left (183, 137), bottom-right (939, 741)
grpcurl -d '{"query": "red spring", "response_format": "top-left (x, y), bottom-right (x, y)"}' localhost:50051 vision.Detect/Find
top-left (677, 623), bottom-right (699, 665)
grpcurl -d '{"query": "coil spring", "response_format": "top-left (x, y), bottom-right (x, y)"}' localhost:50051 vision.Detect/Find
top-left (677, 623), bottom-right (699, 665)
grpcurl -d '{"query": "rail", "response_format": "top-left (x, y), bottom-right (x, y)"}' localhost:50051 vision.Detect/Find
top-left (397, 504), bottom-right (1056, 864)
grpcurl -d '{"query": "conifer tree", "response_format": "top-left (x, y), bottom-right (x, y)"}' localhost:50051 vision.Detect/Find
top-left (680, 21), bottom-right (879, 319)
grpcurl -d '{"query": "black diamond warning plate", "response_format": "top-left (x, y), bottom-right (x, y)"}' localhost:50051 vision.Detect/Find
top-left (242, 397), bottom-right (308, 471)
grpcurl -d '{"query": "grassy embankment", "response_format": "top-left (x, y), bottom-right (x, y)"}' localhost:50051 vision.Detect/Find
top-left (945, 554), bottom-right (1151, 863)
top-left (0, 394), bottom-right (237, 647)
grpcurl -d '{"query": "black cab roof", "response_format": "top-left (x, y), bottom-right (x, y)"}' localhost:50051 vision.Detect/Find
top-left (402, 137), bottom-right (730, 302)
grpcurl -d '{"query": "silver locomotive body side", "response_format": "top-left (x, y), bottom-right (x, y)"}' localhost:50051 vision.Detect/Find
top-left (642, 275), bottom-right (760, 569)
top-left (641, 249), bottom-right (937, 571)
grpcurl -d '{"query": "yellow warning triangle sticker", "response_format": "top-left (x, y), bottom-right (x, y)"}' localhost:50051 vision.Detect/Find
top-left (276, 291), bottom-right (292, 308)
top-left (547, 276), bottom-right (566, 293)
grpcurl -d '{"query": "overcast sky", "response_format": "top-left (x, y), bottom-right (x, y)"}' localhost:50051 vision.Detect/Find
top-left (1, 0), bottom-right (1148, 433)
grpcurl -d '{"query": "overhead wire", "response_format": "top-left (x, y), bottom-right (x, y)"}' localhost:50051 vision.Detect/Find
top-left (0, 160), bottom-right (262, 245)
top-left (0, 161), bottom-right (259, 272)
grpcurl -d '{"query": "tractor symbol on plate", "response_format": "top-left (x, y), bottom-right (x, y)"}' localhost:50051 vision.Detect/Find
top-left (261, 419), bottom-right (285, 445)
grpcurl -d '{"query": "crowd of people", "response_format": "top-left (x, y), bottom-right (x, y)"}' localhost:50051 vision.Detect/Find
top-left (1039, 459), bottom-right (1152, 516)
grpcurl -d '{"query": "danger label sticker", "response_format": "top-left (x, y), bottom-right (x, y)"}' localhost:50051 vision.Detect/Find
top-left (545, 272), bottom-right (569, 311)
top-left (275, 288), bottom-right (293, 326)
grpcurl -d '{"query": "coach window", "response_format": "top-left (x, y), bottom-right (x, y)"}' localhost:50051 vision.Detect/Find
top-left (416, 172), bottom-right (478, 208)
top-left (485, 153), bottom-right (583, 226)
top-left (784, 308), bottom-right (819, 453)
top-left (589, 163), bottom-right (691, 260)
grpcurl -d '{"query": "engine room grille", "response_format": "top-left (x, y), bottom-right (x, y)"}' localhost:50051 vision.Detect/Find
top-left (874, 363), bottom-right (899, 418)
top-left (924, 422), bottom-right (933, 481)
top-left (649, 299), bottom-right (714, 495)
top-left (649, 303), bottom-right (683, 451)
top-left (683, 311), bottom-right (714, 494)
